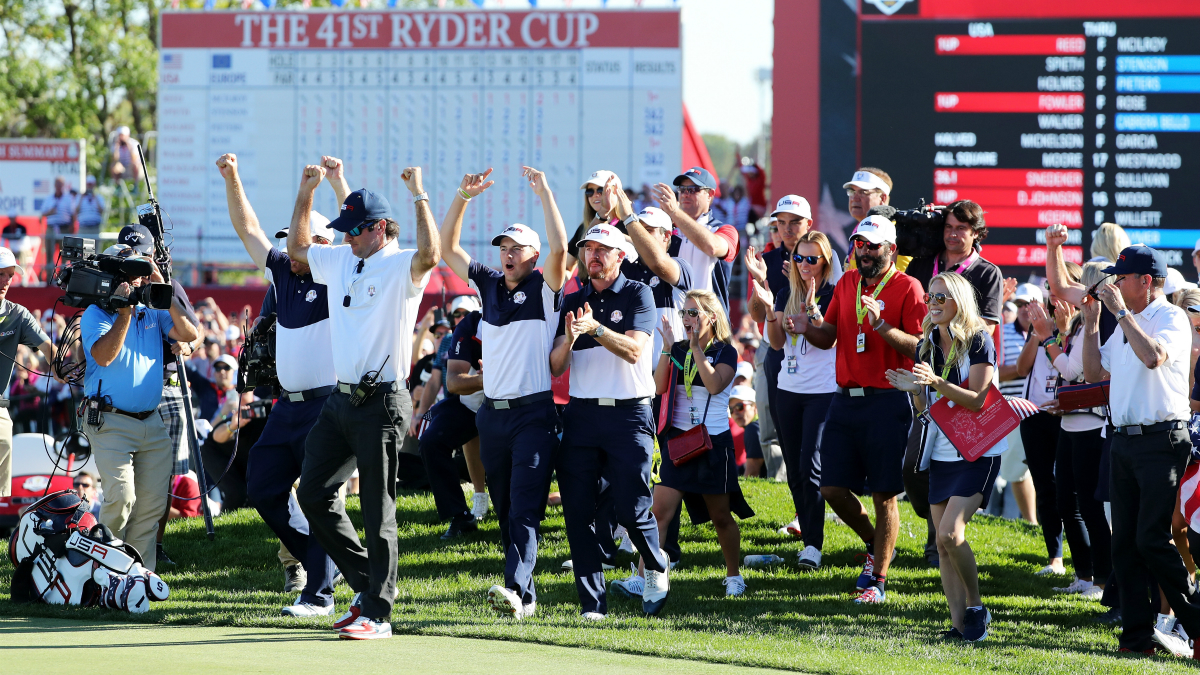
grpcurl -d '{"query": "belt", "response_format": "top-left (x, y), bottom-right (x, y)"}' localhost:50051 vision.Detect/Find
top-left (281, 385), bottom-right (335, 403)
top-left (570, 396), bottom-right (652, 407)
top-left (0, 399), bottom-right (9, 409)
top-left (1113, 420), bottom-right (1186, 437)
top-left (335, 381), bottom-right (399, 395)
top-left (836, 386), bottom-right (891, 397)
top-left (96, 403), bottom-right (156, 421)
top-left (484, 391), bottom-right (553, 410)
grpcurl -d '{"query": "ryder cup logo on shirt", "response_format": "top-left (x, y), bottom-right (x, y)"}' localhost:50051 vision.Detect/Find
top-left (611, 310), bottom-right (623, 323)
top-left (879, 301), bottom-right (886, 311)
top-left (513, 291), bottom-right (527, 304)
top-left (649, 277), bottom-right (660, 288)
top-left (305, 290), bottom-right (317, 302)
top-left (368, 285), bottom-right (376, 297)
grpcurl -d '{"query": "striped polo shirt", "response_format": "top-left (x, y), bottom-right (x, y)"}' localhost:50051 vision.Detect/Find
top-left (558, 272), bottom-right (656, 399)
top-left (468, 259), bottom-right (562, 400)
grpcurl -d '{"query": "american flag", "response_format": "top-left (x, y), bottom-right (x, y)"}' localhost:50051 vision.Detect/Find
top-left (33, 179), bottom-right (50, 196)
top-left (1004, 396), bottom-right (1040, 420)
top-left (162, 53), bottom-right (182, 70)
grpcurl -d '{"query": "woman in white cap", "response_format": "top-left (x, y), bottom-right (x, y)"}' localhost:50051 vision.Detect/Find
top-left (565, 170), bottom-right (624, 273)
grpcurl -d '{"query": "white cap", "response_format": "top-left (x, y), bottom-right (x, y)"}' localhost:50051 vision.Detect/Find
top-left (579, 224), bottom-right (627, 252)
top-left (0, 247), bottom-right (25, 275)
top-left (850, 215), bottom-right (897, 245)
top-left (1193, 238), bottom-right (1200, 255)
top-left (1164, 267), bottom-right (1196, 296)
top-left (729, 384), bottom-right (756, 403)
top-left (771, 195), bottom-right (812, 220)
top-left (636, 206), bottom-right (672, 230)
top-left (1013, 283), bottom-right (1044, 303)
top-left (491, 224), bottom-right (541, 251)
top-left (224, 325), bottom-right (241, 342)
top-left (843, 170), bottom-right (892, 196)
top-left (117, 125), bottom-right (131, 136)
top-left (735, 361), bottom-right (754, 382)
top-left (214, 354), bottom-right (239, 372)
top-left (275, 211), bottom-right (337, 244)
top-left (448, 294), bottom-right (482, 314)
top-left (580, 170), bottom-right (622, 191)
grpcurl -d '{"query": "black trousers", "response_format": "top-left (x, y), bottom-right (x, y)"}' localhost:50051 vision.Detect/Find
top-left (1021, 412), bottom-right (1070, 562)
top-left (1111, 425), bottom-right (1200, 650)
top-left (417, 398), bottom-right (477, 522)
top-left (1056, 426), bottom-right (1110, 581)
top-left (297, 389), bottom-right (409, 622)
top-left (775, 390), bottom-right (833, 551)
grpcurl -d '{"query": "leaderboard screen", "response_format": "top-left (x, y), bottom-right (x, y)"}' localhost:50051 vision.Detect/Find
top-left (861, 6), bottom-right (1200, 275)
top-left (157, 10), bottom-right (681, 265)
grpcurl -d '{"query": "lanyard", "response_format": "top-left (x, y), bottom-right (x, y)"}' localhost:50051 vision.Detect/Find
top-left (932, 250), bottom-right (978, 277)
top-left (938, 338), bottom-right (958, 382)
top-left (683, 340), bottom-right (713, 399)
top-left (855, 266), bottom-right (896, 325)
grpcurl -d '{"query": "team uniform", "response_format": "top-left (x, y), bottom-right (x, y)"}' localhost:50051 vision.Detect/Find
top-left (658, 340), bottom-right (740, 494)
top-left (620, 255), bottom-right (693, 362)
top-left (668, 212), bottom-right (737, 315)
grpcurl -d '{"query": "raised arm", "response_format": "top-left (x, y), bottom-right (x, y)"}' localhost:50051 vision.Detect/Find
top-left (322, 155), bottom-right (351, 205)
top-left (402, 167), bottom-right (440, 285)
top-left (613, 183), bottom-right (680, 286)
top-left (525, 166), bottom-right (567, 292)
top-left (1045, 224), bottom-right (1085, 306)
top-left (217, 153), bottom-right (272, 270)
top-left (286, 164), bottom-right (326, 265)
top-left (440, 169), bottom-right (495, 282)
top-left (652, 182), bottom-right (729, 259)
top-left (743, 247), bottom-right (771, 323)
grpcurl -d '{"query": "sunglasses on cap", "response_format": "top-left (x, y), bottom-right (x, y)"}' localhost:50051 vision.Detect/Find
top-left (346, 221), bottom-right (379, 238)
top-left (852, 239), bottom-right (886, 252)
top-left (677, 186), bottom-right (707, 195)
top-left (678, 308), bottom-right (703, 319)
top-left (923, 292), bottom-right (951, 305)
top-left (793, 254), bottom-right (822, 265)
top-left (213, 363), bottom-right (233, 373)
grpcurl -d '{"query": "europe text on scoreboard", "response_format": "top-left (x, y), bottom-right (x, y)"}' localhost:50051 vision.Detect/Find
top-left (157, 9), bottom-right (682, 265)
top-left (859, 0), bottom-right (1200, 275)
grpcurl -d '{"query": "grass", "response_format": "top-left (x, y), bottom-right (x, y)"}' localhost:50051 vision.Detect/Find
top-left (1, 478), bottom-right (1195, 674)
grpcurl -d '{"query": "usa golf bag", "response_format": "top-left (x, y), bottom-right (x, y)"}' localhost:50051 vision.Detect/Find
top-left (8, 490), bottom-right (169, 613)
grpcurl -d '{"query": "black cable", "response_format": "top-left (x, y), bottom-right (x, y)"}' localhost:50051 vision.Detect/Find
top-left (169, 396), bottom-right (247, 501)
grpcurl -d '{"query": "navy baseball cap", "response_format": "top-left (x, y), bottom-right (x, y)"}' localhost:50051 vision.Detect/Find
top-left (673, 167), bottom-right (717, 190)
top-left (117, 223), bottom-right (154, 254)
top-left (1102, 245), bottom-right (1169, 278)
top-left (328, 189), bottom-right (393, 233)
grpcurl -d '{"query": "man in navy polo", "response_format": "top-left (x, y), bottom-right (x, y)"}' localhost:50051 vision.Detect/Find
top-left (439, 166), bottom-right (567, 619)
top-left (655, 167), bottom-right (738, 315)
top-left (218, 152), bottom-right (340, 617)
top-left (550, 224), bottom-right (671, 620)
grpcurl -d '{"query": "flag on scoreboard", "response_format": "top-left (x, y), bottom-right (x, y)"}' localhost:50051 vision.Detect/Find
top-left (162, 53), bottom-right (182, 70)
top-left (33, 180), bottom-right (50, 196)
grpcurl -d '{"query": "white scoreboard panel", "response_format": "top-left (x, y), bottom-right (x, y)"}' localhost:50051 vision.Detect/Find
top-left (158, 9), bottom-right (682, 265)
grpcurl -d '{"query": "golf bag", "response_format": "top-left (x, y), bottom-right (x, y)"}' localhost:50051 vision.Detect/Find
top-left (8, 490), bottom-right (170, 613)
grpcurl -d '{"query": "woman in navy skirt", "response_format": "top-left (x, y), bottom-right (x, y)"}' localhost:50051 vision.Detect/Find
top-left (887, 272), bottom-right (1007, 643)
top-left (648, 289), bottom-right (742, 596)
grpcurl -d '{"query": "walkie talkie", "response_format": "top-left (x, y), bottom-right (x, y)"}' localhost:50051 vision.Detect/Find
top-left (349, 355), bottom-right (390, 407)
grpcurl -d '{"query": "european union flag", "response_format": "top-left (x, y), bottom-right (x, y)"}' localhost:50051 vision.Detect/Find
top-left (212, 54), bottom-right (232, 69)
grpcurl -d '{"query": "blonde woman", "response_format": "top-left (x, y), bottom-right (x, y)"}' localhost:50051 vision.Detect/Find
top-left (886, 272), bottom-right (1006, 642)
top-left (765, 231), bottom-right (837, 570)
top-left (1090, 222), bottom-right (1131, 263)
top-left (565, 170), bottom-right (623, 272)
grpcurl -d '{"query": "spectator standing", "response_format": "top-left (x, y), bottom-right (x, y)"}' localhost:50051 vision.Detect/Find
top-left (74, 176), bottom-right (106, 240)
top-left (658, 167), bottom-right (738, 315)
top-left (110, 126), bottom-right (143, 185)
top-left (565, 170), bottom-right (623, 274)
top-left (40, 176), bottom-right (76, 272)
top-left (729, 385), bottom-right (762, 475)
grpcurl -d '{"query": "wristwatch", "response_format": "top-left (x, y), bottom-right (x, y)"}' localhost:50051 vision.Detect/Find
top-left (413, 192), bottom-right (429, 203)
top-left (622, 212), bottom-right (639, 227)
top-left (1116, 309), bottom-right (1132, 322)
top-left (593, 325), bottom-right (606, 338)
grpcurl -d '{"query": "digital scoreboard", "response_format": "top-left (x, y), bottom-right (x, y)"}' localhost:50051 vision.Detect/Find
top-left (157, 9), bottom-right (681, 265)
top-left (860, 3), bottom-right (1200, 275)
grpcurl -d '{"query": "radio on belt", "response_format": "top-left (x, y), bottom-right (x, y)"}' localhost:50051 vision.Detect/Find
top-left (349, 355), bottom-right (390, 407)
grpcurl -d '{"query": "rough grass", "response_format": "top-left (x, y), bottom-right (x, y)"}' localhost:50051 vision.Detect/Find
top-left (1, 478), bottom-right (1196, 674)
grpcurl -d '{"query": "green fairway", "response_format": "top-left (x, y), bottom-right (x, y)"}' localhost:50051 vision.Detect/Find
top-left (0, 478), bottom-right (1194, 674)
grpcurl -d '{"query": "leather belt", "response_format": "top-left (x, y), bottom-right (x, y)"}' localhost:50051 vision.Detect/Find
top-left (1113, 419), bottom-right (1186, 437)
top-left (96, 403), bottom-right (156, 421)
top-left (484, 391), bottom-right (552, 410)
top-left (281, 385), bottom-right (335, 402)
top-left (570, 396), bottom-right (652, 407)
top-left (836, 386), bottom-right (891, 397)
top-left (336, 381), bottom-right (399, 395)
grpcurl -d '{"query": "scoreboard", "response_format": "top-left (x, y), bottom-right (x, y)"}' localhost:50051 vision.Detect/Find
top-left (157, 9), bottom-right (681, 265)
top-left (859, 3), bottom-right (1200, 275)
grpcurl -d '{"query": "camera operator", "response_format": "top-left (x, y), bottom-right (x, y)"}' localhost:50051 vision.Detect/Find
top-left (80, 244), bottom-right (199, 571)
top-left (0, 247), bottom-right (60, 498)
top-left (290, 163), bottom-right (438, 641)
top-left (219, 151), bottom-right (343, 616)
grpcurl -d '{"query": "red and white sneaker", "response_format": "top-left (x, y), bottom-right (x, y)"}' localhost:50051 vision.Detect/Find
top-left (777, 516), bottom-right (802, 538)
top-left (854, 585), bottom-right (887, 604)
top-left (338, 616), bottom-right (392, 640)
top-left (333, 592), bottom-right (363, 629)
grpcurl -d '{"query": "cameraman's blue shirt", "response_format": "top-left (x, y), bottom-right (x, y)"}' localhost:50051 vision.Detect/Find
top-left (81, 305), bottom-right (175, 413)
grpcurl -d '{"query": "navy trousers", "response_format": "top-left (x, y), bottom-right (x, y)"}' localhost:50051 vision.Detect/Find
top-left (476, 398), bottom-right (560, 606)
top-left (775, 390), bottom-right (833, 551)
top-left (245, 396), bottom-right (337, 606)
top-left (418, 398), bottom-right (477, 521)
top-left (558, 400), bottom-right (668, 615)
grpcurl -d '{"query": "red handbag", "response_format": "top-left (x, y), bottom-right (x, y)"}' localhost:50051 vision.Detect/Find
top-left (667, 396), bottom-right (712, 467)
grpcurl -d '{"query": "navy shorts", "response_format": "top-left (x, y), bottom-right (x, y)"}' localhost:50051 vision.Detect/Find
top-left (929, 456), bottom-right (1002, 510)
top-left (819, 390), bottom-right (912, 494)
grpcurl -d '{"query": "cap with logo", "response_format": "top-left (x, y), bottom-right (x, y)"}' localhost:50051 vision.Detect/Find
top-left (843, 170), bottom-right (892, 196)
top-left (771, 194), bottom-right (812, 220)
top-left (579, 225), bottom-right (627, 251)
top-left (729, 384), bottom-right (756, 403)
top-left (491, 224), bottom-right (541, 251)
top-left (0, 247), bottom-right (24, 275)
top-left (1012, 283), bottom-right (1044, 304)
top-left (850, 215), bottom-right (897, 245)
top-left (1102, 245), bottom-right (1169, 278)
top-left (327, 189), bottom-right (393, 233)
top-left (580, 170), bottom-right (623, 191)
top-left (118, 223), bottom-right (154, 255)
top-left (275, 211), bottom-right (336, 244)
top-left (449, 294), bottom-right (482, 314)
top-left (673, 167), bottom-right (717, 190)
top-left (636, 206), bottom-right (673, 231)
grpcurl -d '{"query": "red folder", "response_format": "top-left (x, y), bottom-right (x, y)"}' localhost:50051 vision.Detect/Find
top-left (928, 384), bottom-right (1020, 462)
top-left (1056, 380), bottom-right (1110, 412)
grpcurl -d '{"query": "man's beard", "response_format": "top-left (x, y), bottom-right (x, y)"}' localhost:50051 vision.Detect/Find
top-left (856, 250), bottom-right (886, 279)
top-left (588, 259), bottom-right (616, 280)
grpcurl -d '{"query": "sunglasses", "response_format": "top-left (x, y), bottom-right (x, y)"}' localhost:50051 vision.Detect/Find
top-left (213, 364), bottom-right (232, 372)
top-left (730, 402), bottom-right (752, 412)
top-left (677, 186), bottom-right (707, 195)
top-left (853, 239), bottom-right (885, 252)
top-left (451, 310), bottom-right (468, 319)
top-left (346, 222), bottom-right (378, 237)
top-left (74, 482), bottom-right (92, 488)
top-left (923, 292), bottom-right (951, 305)
top-left (793, 254), bottom-right (822, 265)
top-left (584, 187), bottom-right (602, 197)
top-left (678, 308), bottom-right (702, 319)
top-left (768, 226), bottom-right (778, 233)
top-left (846, 188), bottom-right (884, 198)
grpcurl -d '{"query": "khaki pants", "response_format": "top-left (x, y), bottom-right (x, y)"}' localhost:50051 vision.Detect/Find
top-left (0, 408), bottom-right (11, 497)
top-left (85, 410), bottom-right (173, 571)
